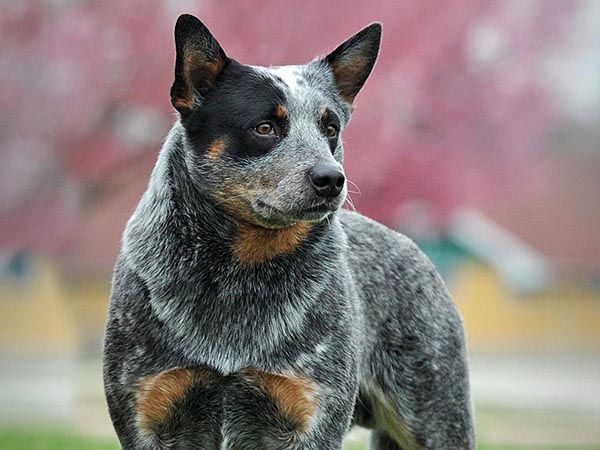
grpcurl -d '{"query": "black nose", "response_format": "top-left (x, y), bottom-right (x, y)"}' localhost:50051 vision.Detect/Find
top-left (309, 165), bottom-right (345, 198)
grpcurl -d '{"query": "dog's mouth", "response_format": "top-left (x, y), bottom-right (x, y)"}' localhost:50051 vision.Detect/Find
top-left (252, 199), bottom-right (340, 225)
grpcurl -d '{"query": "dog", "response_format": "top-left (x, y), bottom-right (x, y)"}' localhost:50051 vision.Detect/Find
top-left (103, 14), bottom-right (476, 450)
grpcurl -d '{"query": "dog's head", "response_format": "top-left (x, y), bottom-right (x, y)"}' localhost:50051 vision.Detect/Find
top-left (171, 14), bottom-right (381, 228)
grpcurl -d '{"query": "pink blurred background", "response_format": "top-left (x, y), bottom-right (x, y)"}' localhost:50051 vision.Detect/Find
top-left (2, 0), bottom-right (598, 275)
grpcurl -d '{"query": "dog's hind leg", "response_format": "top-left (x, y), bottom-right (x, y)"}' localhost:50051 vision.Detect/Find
top-left (362, 328), bottom-right (476, 450)
top-left (360, 376), bottom-right (475, 450)
top-left (359, 382), bottom-right (421, 450)
top-left (369, 431), bottom-right (404, 450)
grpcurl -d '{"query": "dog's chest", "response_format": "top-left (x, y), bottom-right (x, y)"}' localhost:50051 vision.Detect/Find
top-left (148, 271), bottom-right (322, 374)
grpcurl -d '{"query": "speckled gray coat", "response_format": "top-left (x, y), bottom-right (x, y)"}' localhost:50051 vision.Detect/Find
top-left (103, 14), bottom-right (475, 450)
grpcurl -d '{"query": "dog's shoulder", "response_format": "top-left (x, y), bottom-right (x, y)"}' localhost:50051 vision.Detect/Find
top-left (338, 209), bottom-right (462, 324)
top-left (339, 208), bottom-right (427, 272)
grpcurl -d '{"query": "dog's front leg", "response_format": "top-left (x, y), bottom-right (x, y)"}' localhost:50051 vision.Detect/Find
top-left (301, 375), bottom-right (359, 450)
top-left (221, 349), bottom-right (359, 450)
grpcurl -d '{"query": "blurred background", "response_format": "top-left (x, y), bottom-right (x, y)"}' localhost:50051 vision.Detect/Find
top-left (1, 0), bottom-right (599, 449)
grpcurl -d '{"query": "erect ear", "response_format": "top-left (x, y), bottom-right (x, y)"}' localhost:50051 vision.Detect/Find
top-left (323, 23), bottom-right (382, 104)
top-left (170, 14), bottom-right (228, 115)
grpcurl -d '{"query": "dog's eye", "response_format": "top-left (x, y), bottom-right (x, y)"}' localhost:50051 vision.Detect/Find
top-left (326, 124), bottom-right (338, 138)
top-left (255, 122), bottom-right (274, 135)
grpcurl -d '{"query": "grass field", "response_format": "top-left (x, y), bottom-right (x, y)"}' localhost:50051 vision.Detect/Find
top-left (1, 429), bottom-right (599, 450)
top-left (0, 429), bottom-right (119, 450)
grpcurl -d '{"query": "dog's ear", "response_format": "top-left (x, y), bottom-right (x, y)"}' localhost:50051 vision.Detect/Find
top-left (322, 23), bottom-right (382, 104)
top-left (170, 14), bottom-right (228, 115)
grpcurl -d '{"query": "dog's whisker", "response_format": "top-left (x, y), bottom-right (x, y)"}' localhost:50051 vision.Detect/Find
top-left (346, 178), bottom-right (362, 195)
top-left (209, 194), bottom-right (246, 210)
top-left (344, 193), bottom-right (357, 212)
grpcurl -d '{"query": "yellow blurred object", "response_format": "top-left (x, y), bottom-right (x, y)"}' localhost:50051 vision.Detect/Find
top-left (1, 256), bottom-right (599, 357)
top-left (0, 257), bottom-right (109, 358)
top-left (453, 261), bottom-right (600, 352)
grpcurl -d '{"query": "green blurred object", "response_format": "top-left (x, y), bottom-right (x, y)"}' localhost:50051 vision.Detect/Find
top-left (415, 237), bottom-right (471, 280)
top-left (0, 429), bottom-right (599, 450)
top-left (0, 428), bottom-right (119, 450)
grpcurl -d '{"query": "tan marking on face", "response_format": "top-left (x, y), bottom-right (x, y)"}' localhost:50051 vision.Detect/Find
top-left (367, 382), bottom-right (420, 450)
top-left (205, 57), bottom-right (226, 78)
top-left (234, 221), bottom-right (313, 264)
top-left (206, 138), bottom-right (227, 160)
top-left (215, 185), bottom-right (258, 225)
top-left (136, 368), bottom-right (200, 432)
top-left (257, 175), bottom-right (276, 189)
top-left (174, 52), bottom-right (200, 112)
top-left (275, 104), bottom-right (288, 119)
top-left (173, 97), bottom-right (194, 111)
top-left (174, 51), bottom-right (226, 111)
top-left (332, 57), bottom-right (369, 104)
top-left (184, 50), bottom-right (220, 76)
top-left (244, 369), bottom-right (318, 432)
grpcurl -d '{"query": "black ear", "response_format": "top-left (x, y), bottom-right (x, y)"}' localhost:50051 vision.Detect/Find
top-left (323, 23), bottom-right (382, 104)
top-left (171, 14), bottom-right (228, 115)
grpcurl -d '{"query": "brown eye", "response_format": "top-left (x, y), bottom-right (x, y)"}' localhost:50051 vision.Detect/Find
top-left (255, 122), bottom-right (274, 135)
top-left (326, 124), bottom-right (338, 138)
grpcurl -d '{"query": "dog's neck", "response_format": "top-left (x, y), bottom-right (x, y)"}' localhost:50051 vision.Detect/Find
top-left (122, 125), bottom-right (345, 287)
top-left (122, 125), bottom-right (348, 366)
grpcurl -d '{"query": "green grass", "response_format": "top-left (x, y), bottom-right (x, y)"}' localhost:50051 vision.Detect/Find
top-left (0, 428), bottom-right (119, 450)
top-left (0, 428), bottom-right (598, 450)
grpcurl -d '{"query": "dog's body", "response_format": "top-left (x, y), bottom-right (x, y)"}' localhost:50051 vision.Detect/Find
top-left (103, 15), bottom-right (475, 450)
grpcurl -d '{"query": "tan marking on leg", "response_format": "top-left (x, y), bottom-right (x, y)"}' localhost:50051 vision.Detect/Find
top-left (136, 368), bottom-right (202, 432)
top-left (233, 221), bottom-right (313, 264)
top-left (206, 138), bottom-right (227, 160)
top-left (244, 369), bottom-right (318, 432)
top-left (367, 382), bottom-right (420, 450)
